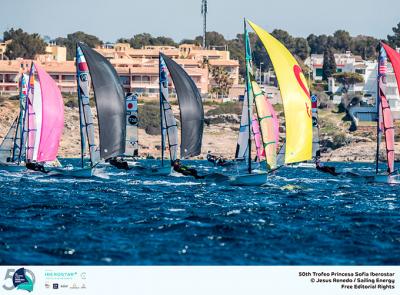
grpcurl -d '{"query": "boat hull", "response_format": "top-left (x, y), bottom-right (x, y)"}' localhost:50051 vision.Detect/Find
top-left (374, 174), bottom-right (400, 184)
top-left (132, 165), bottom-right (171, 176)
top-left (47, 167), bottom-right (94, 178)
top-left (228, 172), bottom-right (267, 186)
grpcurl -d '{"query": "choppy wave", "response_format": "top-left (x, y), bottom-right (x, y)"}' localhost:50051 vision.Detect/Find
top-left (0, 160), bottom-right (399, 265)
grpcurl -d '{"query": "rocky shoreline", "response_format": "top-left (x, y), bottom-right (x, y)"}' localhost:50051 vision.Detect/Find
top-left (0, 99), bottom-right (398, 163)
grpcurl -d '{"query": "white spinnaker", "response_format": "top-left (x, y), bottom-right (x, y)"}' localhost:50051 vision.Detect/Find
top-left (235, 90), bottom-right (251, 159)
top-left (32, 80), bottom-right (42, 161)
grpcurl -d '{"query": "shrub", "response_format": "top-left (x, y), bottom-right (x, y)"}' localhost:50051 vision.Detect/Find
top-left (206, 101), bottom-right (242, 116)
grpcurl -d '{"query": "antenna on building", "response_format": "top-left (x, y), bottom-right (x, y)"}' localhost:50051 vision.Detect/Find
top-left (201, 0), bottom-right (208, 49)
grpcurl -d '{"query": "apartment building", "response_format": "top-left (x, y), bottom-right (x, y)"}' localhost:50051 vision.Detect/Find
top-left (0, 43), bottom-right (240, 98)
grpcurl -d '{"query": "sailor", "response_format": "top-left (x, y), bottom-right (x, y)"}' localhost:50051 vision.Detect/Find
top-left (206, 151), bottom-right (227, 166)
top-left (26, 162), bottom-right (48, 173)
top-left (316, 159), bottom-right (339, 176)
top-left (108, 157), bottom-right (130, 170)
top-left (172, 159), bottom-right (204, 179)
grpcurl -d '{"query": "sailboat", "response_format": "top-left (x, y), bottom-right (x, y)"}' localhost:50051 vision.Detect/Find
top-left (227, 20), bottom-right (281, 186)
top-left (248, 20), bottom-right (313, 170)
top-left (373, 42), bottom-right (400, 184)
top-left (158, 53), bottom-right (204, 175)
top-left (0, 74), bottom-right (28, 172)
top-left (23, 62), bottom-right (64, 172)
top-left (50, 42), bottom-right (126, 177)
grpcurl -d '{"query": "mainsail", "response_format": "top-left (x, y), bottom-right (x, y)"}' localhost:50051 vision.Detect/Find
top-left (160, 53), bottom-right (204, 158)
top-left (235, 90), bottom-right (251, 160)
top-left (248, 20), bottom-right (312, 164)
top-left (125, 93), bottom-right (139, 158)
top-left (159, 54), bottom-right (179, 164)
top-left (78, 42), bottom-right (126, 160)
top-left (311, 94), bottom-right (320, 160)
top-left (76, 45), bottom-right (99, 167)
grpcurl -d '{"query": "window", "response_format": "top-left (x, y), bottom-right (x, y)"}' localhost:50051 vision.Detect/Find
top-left (62, 75), bottom-right (75, 81)
top-left (316, 68), bottom-right (323, 77)
top-left (355, 69), bottom-right (365, 75)
top-left (336, 68), bottom-right (343, 73)
top-left (119, 76), bottom-right (130, 85)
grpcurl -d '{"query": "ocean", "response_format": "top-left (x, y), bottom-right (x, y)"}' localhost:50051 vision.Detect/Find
top-left (0, 160), bottom-right (399, 265)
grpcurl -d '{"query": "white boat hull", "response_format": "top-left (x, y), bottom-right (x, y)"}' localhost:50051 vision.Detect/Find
top-left (374, 174), bottom-right (400, 184)
top-left (47, 167), bottom-right (94, 178)
top-left (228, 172), bottom-right (267, 186)
top-left (0, 163), bottom-right (26, 172)
top-left (132, 165), bottom-right (171, 176)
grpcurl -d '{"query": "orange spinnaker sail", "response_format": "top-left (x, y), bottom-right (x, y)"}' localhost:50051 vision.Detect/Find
top-left (248, 20), bottom-right (312, 164)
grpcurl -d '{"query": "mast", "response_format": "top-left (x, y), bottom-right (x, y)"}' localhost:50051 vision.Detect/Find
top-left (201, 0), bottom-right (208, 48)
top-left (76, 44), bottom-right (87, 168)
top-left (375, 44), bottom-right (382, 174)
top-left (244, 19), bottom-right (252, 174)
top-left (159, 54), bottom-right (165, 167)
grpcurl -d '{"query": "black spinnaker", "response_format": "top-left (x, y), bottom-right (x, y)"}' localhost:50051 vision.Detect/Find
top-left (160, 53), bottom-right (204, 158)
top-left (79, 42), bottom-right (126, 160)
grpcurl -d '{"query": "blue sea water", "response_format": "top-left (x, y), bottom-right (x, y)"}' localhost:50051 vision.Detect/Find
top-left (0, 160), bottom-right (399, 265)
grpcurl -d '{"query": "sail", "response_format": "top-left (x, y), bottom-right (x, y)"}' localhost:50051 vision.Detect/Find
top-left (34, 63), bottom-right (64, 162)
top-left (379, 44), bottom-right (395, 174)
top-left (26, 64), bottom-right (42, 162)
top-left (125, 93), bottom-right (139, 157)
top-left (251, 80), bottom-right (278, 169)
top-left (252, 115), bottom-right (264, 160)
top-left (248, 20), bottom-right (312, 164)
top-left (79, 42), bottom-right (126, 160)
top-left (311, 94), bottom-right (320, 159)
top-left (160, 53), bottom-right (204, 158)
top-left (159, 55), bottom-right (179, 162)
top-left (382, 42), bottom-right (400, 91)
top-left (13, 74), bottom-right (28, 162)
top-left (76, 45), bottom-right (99, 167)
top-left (235, 90), bottom-right (251, 159)
top-left (0, 117), bottom-right (18, 163)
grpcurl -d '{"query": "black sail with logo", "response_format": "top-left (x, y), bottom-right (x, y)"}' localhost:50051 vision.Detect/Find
top-left (160, 53), bottom-right (204, 158)
top-left (79, 42), bottom-right (126, 160)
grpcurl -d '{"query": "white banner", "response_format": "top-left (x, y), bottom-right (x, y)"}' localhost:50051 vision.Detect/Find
top-left (0, 266), bottom-right (398, 295)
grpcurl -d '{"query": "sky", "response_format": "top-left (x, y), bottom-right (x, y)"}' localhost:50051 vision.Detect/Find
top-left (0, 0), bottom-right (399, 42)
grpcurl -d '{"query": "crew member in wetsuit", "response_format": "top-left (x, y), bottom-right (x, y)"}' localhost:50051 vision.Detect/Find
top-left (206, 151), bottom-right (227, 166)
top-left (316, 158), bottom-right (339, 176)
top-left (108, 157), bottom-right (130, 170)
top-left (26, 162), bottom-right (48, 173)
top-left (172, 159), bottom-right (204, 179)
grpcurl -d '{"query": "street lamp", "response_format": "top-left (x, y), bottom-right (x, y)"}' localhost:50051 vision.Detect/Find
top-left (259, 62), bottom-right (264, 84)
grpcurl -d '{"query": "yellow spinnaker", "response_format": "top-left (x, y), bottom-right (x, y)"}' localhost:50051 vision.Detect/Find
top-left (248, 20), bottom-right (312, 164)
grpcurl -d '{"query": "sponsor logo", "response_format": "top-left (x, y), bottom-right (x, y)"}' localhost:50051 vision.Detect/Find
top-left (2, 268), bottom-right (35, 292)
top-left (53, 283), bottom-right (59, 289)
top-left (128, 115), bottom-right (138, 126)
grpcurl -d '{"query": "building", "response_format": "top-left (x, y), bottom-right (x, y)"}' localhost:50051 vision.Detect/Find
top-left (0, 43), bottom-right (240, 98)
top-left (0, 40), bottom-right (12, 60)
top-left (306, 50), bottom-right (400, 118)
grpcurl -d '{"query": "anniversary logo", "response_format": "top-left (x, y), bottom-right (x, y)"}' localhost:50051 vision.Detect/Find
top-left (2, 268), bottom-right (35, 292)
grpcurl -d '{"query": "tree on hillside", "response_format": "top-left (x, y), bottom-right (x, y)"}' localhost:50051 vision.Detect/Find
top-left (293, 37), bottom-right (310, 60)
top-left (351, 35), bottom-right (378, 60)
top-left (307, 34), bottom-right (333, 54)
top-left (3, 28), bottom-right (46, 59)
top-left (117, 33), bottom-right (177, 49)
top-left (322, 48), bottom-right (336, 80)
top-left (194, 31), bottom-right (226, 47)
top-left (209, 66), bottom-right (233, 97)
top-left (333, 72), bottom-right (364, 93)
top-left (333, 30), bottom-right (352, 52)
top-left (55, 31), bottom-right (103, 60)
top-left (387, 22), bottom-right (400, 48)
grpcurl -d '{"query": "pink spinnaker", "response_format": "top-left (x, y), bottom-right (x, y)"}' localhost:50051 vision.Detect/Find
top-left (35, 63), bottom-right (64, 162)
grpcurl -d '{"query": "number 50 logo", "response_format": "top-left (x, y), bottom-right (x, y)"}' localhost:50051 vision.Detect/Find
top-left (2, 268), bottom-right (35, 292)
